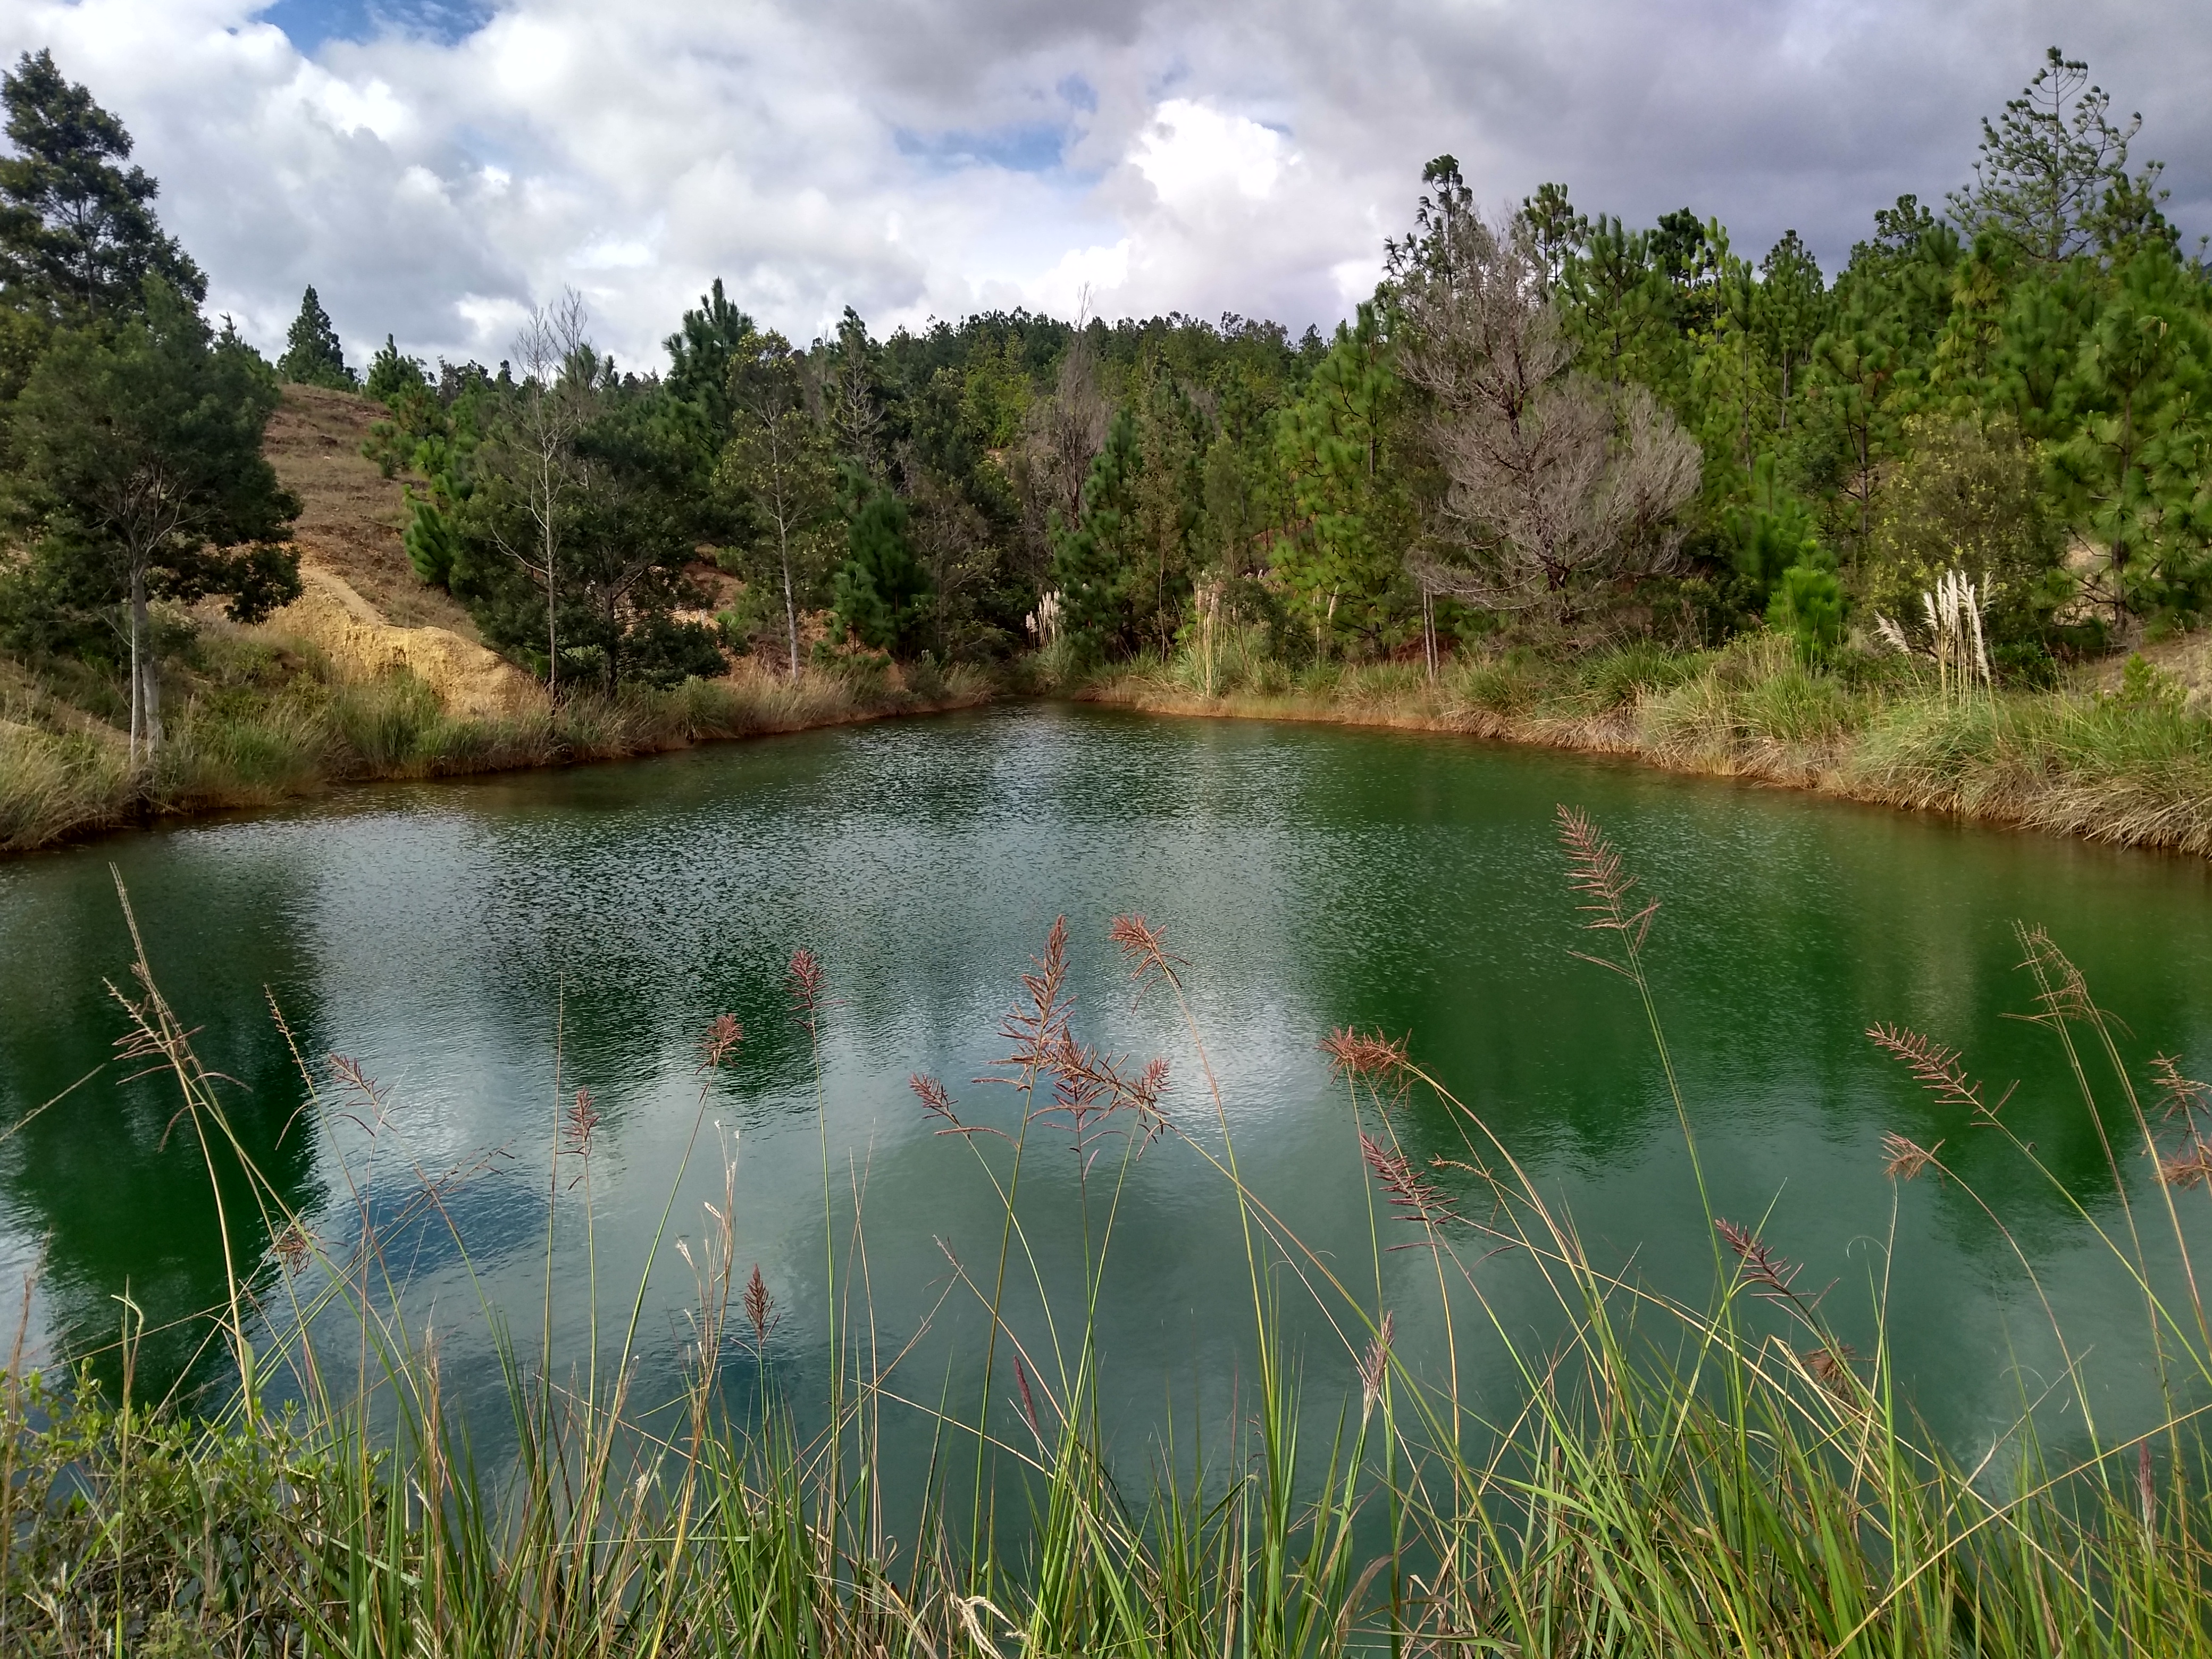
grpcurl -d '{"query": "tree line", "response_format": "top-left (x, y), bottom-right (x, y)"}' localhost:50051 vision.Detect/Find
top-left (4, 43), bottom-right (2208, 742)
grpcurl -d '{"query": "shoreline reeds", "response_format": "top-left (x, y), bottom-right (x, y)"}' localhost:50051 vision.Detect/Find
top-left (1088, 632), bottom-right (2212, 859)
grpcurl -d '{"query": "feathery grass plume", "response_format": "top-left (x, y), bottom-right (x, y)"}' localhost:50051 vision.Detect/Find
top-left (1360, 1131), bottom-right (1461, 1238)
top-left (1880, 1130), bottom-right (1942, 1180)
top-left (1357, 1311), bottom-right (1395, 1419)
top-left (1865, 1023), bottom-right (1996, 1116)
top-left (1108, 912), bottom-right (1187, 995)
top-left (1555, 803), bottom-right (1659, 971)
top-left (698, 1012), bottom-right (743, 1069)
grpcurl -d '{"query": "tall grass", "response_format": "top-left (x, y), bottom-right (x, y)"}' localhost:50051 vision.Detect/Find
top-left (1096, 634), bottom-right (2212, 857)
top-left (0, 656), bottom-right (998, 854)
top-left (7, 824), bottom-right (2212, 1655)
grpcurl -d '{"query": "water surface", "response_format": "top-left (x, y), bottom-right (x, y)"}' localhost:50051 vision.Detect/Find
top-left (3, 704), bottom-right (2208, 1464)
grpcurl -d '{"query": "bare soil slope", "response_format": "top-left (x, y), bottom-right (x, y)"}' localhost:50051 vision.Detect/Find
top-left (263, 385), bottom-right (483, 639)
top-left (261, 386), bottom-right (541, 717)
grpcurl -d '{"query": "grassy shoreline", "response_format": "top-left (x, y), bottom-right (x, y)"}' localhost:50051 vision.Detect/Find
top-left (1086, 635), bottom-right (2212, 858)
top-left (12, 630), bottom-right (2212, 863)
top-left (0, 653), bottom-right (997, 856)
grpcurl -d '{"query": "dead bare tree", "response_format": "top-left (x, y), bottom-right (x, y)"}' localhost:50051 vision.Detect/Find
top-left (1394, 205), bottom-right (1699, 617)
top-left (496, 290), bottom-right (593, 697)
top-left (1015, 293), bottom-right (1109, 583)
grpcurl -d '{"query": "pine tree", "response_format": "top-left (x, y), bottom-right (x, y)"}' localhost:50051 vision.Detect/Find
top-left (1948, 47), bottom-right (2139, 265)
top-left (1051, 409), bottom-right (1142, 661)
top-left (364, 333), bottom-right (426, 403)
top-left (0, 49), bottom-right (205, 321)
top-left (279, 285), bottom-right (354, 388)
top-left (831, 481), bottom-right (931, 656)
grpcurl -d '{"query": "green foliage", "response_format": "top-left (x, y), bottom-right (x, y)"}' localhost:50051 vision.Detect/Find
top-left (10, 281), bottom-right (300, 665)
top-left (277, 283), bottom-right (355, 388)
top-left (1766, 551), bottom-right (1845, 663)
top-left (363, 331), bottom-right (426, 403)
top-left (0, 49), bottom-right (204, 321)
top-left (1948, 46), bottom-right (2148, 265)
top-left (1272, 304), bottom-right (1412, 653)
top-left (1051, 408), bottom-right (1143, 661)
top-left (832, 481), bottom-right (932, 656)
top-left (1867, 414), bottom-right (2068, 642)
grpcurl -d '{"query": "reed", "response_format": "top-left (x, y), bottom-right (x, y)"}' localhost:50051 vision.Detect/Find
top-left (5, 825), bottom-right (2212, 1656)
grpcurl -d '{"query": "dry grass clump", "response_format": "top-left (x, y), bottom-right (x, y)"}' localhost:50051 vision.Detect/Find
top-left (0, 722), bottom-right (133, 850)
top-left (9, 826), bottom-right (2212, 1655)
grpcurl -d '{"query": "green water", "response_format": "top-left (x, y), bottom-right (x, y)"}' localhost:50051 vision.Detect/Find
top-left (3, 703), bottom-right (2209, 1459)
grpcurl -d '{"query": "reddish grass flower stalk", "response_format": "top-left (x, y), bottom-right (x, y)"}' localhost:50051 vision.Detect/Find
top-left (1358, 1310), bottom-right (1396, 1418)
top-left (698, 1013), bottom-right (744, 1071)
top-left (1361, 1131), bottom-right (1462, 1238)
top-left (2153, 1053), bottom-right (2210, 1125)
top-left (1556, 805), bottom-right (1659, 968)
top-left (1015, 1353), bottom-right (1040, 1435)
top-left (743, 1264), bottom-right (774, 1348)
top-left (987, 917), bottom-right (1170, 1157)
top-left (1715, 1217), bottom-right (1829, 1311)
top-left (1802, 1343), bottom-right (1858, 1393)
top-left (910, 1073), bottom-right (1009, 1142)
top-left (2159, 1141), bottom-right (2212, 1190)
top-left (2017, 926), bottom-right (2096, 1027)
top-left (273, 1220), bottom-right (315, 1275)
top-left (1321, 1027), bottom-right (1413, 1104)
top-left (1865, 1024), bottom-right (1994, 1117)
top-left (788, 948), bottom-right (827, 1033)
top-left (561, 1086), bottom-right (600, 1162)
top-left (1880, 1131), bottom-right (1942, 1181)
top-left (1108, 914), bottom-right (1187, 995)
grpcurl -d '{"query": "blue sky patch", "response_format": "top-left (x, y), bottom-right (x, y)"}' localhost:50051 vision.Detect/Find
top-left (259, 0), bottom-right (494, 54)
top-left (895, 122), bottom-right (1067, 175)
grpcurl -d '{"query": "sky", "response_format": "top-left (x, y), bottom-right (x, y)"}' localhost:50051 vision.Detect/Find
top-left (3, 0), bottom-right (2207, 375)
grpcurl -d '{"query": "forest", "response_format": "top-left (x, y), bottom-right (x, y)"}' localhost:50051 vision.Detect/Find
top-left (1, 44), bottom-right (2208, 839)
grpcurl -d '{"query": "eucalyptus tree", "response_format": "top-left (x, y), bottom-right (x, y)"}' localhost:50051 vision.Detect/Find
top-left (484, 290), bottom-right (593, 694)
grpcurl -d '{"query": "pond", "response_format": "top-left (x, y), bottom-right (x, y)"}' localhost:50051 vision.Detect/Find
top-left (3, 702), bottom-right (2209, 1477)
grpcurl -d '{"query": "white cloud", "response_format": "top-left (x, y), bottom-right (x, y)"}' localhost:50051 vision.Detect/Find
top-left (0, 0), bottom-right (2205, 375)
top-left (1132, 100), bottom-right (1291, 210)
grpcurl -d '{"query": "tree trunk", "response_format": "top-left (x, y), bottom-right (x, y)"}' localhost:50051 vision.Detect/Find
top-left (544, 507), bottom-right (560, 700)
top-left (128, 561), bottom-right (161, 763)
top-left (781, 521), bottom-right (800, 678)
